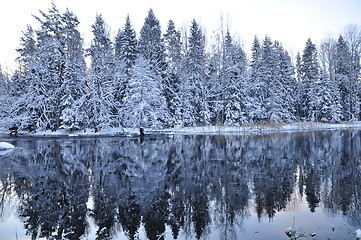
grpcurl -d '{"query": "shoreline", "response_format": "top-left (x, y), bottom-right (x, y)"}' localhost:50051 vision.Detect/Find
top-left (1, 122), bottom-right (361, 138)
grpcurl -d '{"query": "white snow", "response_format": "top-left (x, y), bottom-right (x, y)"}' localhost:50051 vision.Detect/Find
top-left (0, 142), bottom-right (15, 149)
top-left (166, 122), bottom-right (361, 135)
top-left (2, 122), bottom-right (361, 137)
top-left (356, 229), bottom-right (361, 239)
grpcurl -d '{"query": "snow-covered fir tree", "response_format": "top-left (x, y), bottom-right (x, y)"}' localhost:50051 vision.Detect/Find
top-left (121, 57), bottom-right (169, 129)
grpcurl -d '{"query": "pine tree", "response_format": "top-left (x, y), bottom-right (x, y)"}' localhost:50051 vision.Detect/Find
top-left (121, 57), bottom-right (169, 129)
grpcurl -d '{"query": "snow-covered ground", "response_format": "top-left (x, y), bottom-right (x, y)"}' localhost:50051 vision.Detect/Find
top-left (1, 122), bottom-right (361, 137)
top-left (165, 122), bottom-right (361, 135)
top-left (0, 142), bottom-right (15, 149)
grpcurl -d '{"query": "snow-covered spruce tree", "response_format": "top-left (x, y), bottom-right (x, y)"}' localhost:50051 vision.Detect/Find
top-left (334, 35), bottom-right (359, 120)
top-left (221, 31), bottom-right (249, 125)
top-left (181, 19), bottom-right (209, 126)
top-left (297, 38), bottom-right (320, 121)
top-left (272, 42), bottom-right (297, 122)
top-left (85, 14), bottom-right (118, 132)
top-left (138, 9), bottom-right (166, 74)
top-left (10, 3), bottom-right (87, 132)
top-left (319, 71), bottom-right (343, 122)
top-left (7, 25), bottom-right (37, 131)
top-left (300, 38), bottom-right (320, 81)
top-left (58, 9), bottom-right (87, 131)
top-left (248, 35), bottom-right (264, 122)
top-left (27, 3), bottom-right (67, 131)
top-left (307, 70), bottom-right (342, 122)
top-left (163, 20), bottom-right (183, 126)
top-left (12, 25), bottom-right (37, 97)
top-left (114, 15), bottom-right (137, 109)
top-left (115, 15), bottom-right (138, 77)
top-left (138, 9), bottom-right (171, 126)
top-left (295, 52), bottom-right (302, 82)
top-left (121, 57), bottom-right (169, 129)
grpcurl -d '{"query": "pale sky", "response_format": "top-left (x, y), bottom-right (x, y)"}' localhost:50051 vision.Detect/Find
top-left (0, 0), bottom-right (360, 71)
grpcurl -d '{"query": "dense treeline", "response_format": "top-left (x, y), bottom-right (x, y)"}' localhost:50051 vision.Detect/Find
top-left (0, 3), bottom-right (360, 132)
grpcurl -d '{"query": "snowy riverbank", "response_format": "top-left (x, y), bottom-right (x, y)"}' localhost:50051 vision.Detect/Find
top-left (2, 122), bottom-right (361, 138)
top-left (166, 122), bottom-right (361, 135)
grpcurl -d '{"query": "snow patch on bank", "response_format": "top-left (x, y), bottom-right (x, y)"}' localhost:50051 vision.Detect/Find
top-left (0, 142), bottom-right (15, 149)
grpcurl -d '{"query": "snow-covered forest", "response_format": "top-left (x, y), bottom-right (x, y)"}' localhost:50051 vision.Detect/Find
top-left (0, 3), bottom-right (360, 133)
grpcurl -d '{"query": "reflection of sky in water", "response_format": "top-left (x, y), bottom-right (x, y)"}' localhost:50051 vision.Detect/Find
top-left (0, 132), bottom-right (360, 240)
top-left (1, 198), bottom-right (356, 240)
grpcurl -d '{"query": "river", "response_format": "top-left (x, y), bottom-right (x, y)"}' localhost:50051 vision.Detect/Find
top-left (0, 130), bottom-right (360, 239)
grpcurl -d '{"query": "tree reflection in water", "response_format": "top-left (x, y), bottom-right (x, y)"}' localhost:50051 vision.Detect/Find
top-left (0, 131), bottom-right (360, 240)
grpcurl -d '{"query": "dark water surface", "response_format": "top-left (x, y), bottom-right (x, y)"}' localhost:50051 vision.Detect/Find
top-left (0, 131), bottom-right (360, 240)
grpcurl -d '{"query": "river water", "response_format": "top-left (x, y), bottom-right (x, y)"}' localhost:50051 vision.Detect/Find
top-left (0, 130), bottom-right (360, 240)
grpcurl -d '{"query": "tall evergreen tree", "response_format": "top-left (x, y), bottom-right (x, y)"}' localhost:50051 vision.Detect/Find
top-left (121, 57), bottom-right (169, 129)
top-left (221, 31), bottom-right (249, 125)
top-left (59, 9), bottom-right (87, 130)
top-left (298, 38), bottom-right (320, 120)
top-left (272, 42), bottom-right (296, 122)
top-left (300, 38), bottom-right (319, 81)
top-left (307, 70), bottom-right (342, 122)
top-left (9, 3), bottom-right (87, 132)
top-left (248, 35), bottom-right (264, 121)
top-left (30, 2), bottom-right (67, 131)
top-left (181, 19), bottom-right (208, 125)
top-left (334, 35), bottom-right (359, 120)
top-left (139, 9), bottom-right (166, 73)
top-left (115, 15), bottom-right (138, 76)
top-left (85, 14), bottom-right (117, 132)
top-left (163, 20), bottom-right (183, 125)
